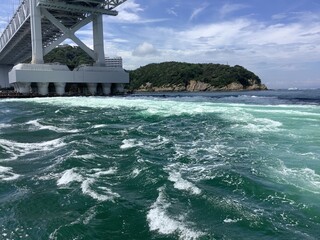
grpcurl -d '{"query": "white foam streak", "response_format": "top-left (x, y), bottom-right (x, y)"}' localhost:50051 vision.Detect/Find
top-left (0, 138), bottom-right (66, 161)
top-left (89, 167), bottom-right (117, 177)
top-left (0, 123), bottom-right (11, 129)
top-left (147, 187), bottom-right (204, 240)
top-left (272, 163), bottom-right (320, 194)
top-left (168, 171), bottom-right (201, 195)
top-left (243, 118), bottom-right (283, 133)
top-left (81, 178), bottom-right (119, 201)
top-left (0, 166), bottom-right (20, 181)
top-left (120, 139), bottom-right (143, 149)
top-left (57, 169), bottom-right (83, 186)
top-left (92, 124), bottom-right (107, 129)
top-left (26, 119), bottom-right (78, 133)
top-left (55, 167), bottom-right (119, 201)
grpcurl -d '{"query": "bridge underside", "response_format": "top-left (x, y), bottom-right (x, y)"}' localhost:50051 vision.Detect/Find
top-left (0, 0), bottom-right (128, 95)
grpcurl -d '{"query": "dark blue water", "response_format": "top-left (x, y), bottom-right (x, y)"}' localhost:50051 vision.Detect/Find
top-left (0, 90), bottom-right (320, 239)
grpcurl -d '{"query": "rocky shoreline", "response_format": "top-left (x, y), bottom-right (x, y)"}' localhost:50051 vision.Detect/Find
top-left (135, 80), bottom-right (268, 92)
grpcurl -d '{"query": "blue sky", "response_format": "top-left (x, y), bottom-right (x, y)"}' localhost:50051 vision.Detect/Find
top-left (1, 0), bottom-right (320, 89)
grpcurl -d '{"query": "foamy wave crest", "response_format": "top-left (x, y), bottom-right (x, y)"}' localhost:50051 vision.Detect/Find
top-left (120, 139), bottom-right (144, 149)
top-left (0, 166), bottom-right (21, 181)
top-left (57, 168), bottom-right (83, 186)
top-left (26, 119), bottom-right (79, 133)
top-left (243, 118), bottom-right (283, 133)
top-left (168, 171), bottom-right (201, 195)
top-left (226, 109), bottom-right (283, 133)
top-left (0, 138), bottom-right (66, 161)
top-left (272, 163), bottom-right (320, 194)
top-left (147, 187), bottom-right (204, 240)
top-left (223, 218), bottom-right (242, 223)
top-left (0, 123), bottom-right (11, 129)
top-left (88, 167), bottom-right (117, 177)
top-left (131, 168), bottom-right (142, 178)
top-left (81, 178), bottom-right (120, 202)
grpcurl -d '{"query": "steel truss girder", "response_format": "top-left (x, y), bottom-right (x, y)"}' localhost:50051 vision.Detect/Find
top-left (42, 8), bottom-right (95, 59)
top-left (37, 0), bottom-right (127, 15)
top-left (38, 1), bottom-right (118, 15)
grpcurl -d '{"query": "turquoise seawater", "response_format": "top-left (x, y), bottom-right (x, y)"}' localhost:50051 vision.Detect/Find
top-left (0, 90), bottom-right (320, 239)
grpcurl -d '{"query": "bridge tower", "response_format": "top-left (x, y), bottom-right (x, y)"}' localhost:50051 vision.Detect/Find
top-left (1, 0), bottom-right (128, 95)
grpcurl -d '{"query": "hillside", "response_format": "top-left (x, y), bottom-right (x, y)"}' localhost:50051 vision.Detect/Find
top-left (128, 62), bottom-right (267, 92)
top-left (44, 45), bottom-right (94, 69)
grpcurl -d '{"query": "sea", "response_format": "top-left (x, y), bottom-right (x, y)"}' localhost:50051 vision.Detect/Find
top-left (0, 89), bottom-right (319, 240)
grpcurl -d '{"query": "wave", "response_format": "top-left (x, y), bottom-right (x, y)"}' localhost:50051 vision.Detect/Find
top-left (81, 178), bottom-right (120, 202)
top-left (0, 138), bottom-right (66, 161)
top-left (120, 139), bottom-right (144, 149)
top-left (26, 119), bottom-right (79, 133)
top-left (270, 162), bottom-right (320, 194)
top-left (168, 171), bottom-right (201, 195)
top-left (57, 168), bottom-right (83, 186)
top-left (147, 187), bottom-right (205, 240)
top-left (56, 167), bottom-right (120, 202)
top-left (0, 165), bottom-right (21, 181)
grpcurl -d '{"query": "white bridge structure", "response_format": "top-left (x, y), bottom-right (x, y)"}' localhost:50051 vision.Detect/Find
top-left (0, 0), bottom-right (129, 95)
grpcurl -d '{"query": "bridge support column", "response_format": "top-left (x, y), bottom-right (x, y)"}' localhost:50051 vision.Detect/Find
top-left (102, 83), bottom-right (111, 95)
top-left (54, 82), bottom-right (66, 95)
top-left (30, 0), bottom-right (44, 64)
top-left (37, 82), bottom-right (49, 95)
top-left (93, 14), bottom-right (106, 66)
top-left (14, 82), bottom-right (31, 95)
top-left (114, 83), bottom-right (125, 94)
top-left (87, 83), bottom-right (97, 95)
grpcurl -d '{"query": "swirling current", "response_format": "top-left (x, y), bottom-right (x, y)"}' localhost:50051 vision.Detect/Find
top-left (0, 90), bottom-right (320, 239)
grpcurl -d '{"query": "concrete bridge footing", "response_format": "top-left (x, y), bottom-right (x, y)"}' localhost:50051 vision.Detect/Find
top-left (37, 82), bottom-right (49, 95)
top-left (54, 82), bottom-right (66, 95)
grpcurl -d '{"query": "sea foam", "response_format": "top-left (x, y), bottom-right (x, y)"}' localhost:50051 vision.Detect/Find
top-left (147, 187), bottom-right (204, 240)
top-left (0, 138), bottom-right (66, 161)
top-left (0, 166), bottom-right (20, 181)
top-left (81, 178), bottom-right (119, 202)
top-left (272, 163), bottom-right (320, 194)
top-left (120, 139), bottom-right (144, 149)
top-left (26, 119), bottom-right (79, 133)
top-left (57, 169), bottom-right (83, 186)
top-left (168, 171), bottom-right (201, 195)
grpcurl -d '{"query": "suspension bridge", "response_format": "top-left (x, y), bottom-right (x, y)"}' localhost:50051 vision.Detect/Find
top-left (0, 0), bottom-right (129, 95)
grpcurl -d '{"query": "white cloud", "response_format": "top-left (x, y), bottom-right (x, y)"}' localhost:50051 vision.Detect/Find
top-left (219, 3), bottom-right (248, 18)
top-left (132, 42), bottom-right (159, 57)
top-left (189, 4), bottom-right (208, 21)
top-left (167, 8), bottom-right (178, 17)
top-left (113, 0), bottom-right (143, 22)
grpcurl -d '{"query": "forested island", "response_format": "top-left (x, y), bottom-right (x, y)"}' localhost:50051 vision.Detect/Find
top-left (128, 62), bottom-right (267, 92)
top-left (43, 46), bottom-right (267, 92)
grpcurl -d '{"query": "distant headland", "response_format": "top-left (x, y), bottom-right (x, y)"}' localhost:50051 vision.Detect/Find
top-left (128, 62), bottom-right (267, 92)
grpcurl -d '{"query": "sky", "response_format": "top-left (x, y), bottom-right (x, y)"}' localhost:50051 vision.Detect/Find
top-left (1, 0), bottom-right (320, 89)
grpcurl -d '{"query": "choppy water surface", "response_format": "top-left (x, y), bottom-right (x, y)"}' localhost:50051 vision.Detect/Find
top-left (0, 90), bottom-right (320, 239)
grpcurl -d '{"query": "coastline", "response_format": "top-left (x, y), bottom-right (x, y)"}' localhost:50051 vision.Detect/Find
top-left (132, 80), bottom-right (268, 93)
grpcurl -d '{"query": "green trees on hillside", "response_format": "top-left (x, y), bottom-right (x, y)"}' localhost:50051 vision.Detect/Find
top-left (44, 45), bottom-right (94, 69)
top-left (129, 62), bottom-right (261, 90)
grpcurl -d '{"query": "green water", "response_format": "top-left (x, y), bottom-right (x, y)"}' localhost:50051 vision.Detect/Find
top-left (0, 91), bottom-right (320, 239)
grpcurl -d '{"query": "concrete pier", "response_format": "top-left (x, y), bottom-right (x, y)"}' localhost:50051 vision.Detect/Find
top-left (37, 82), bottom-right (49, 95)
top-left (102, 83), bottom-right (112, 95)
top-left (8, 63), bottom-right (129, 95)
top-left (87, 83), bottom-right (98, 95)
top-left (13, 82), bottom-right (31, 95)
top-left (54, 82), bottom-right (66, 95)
